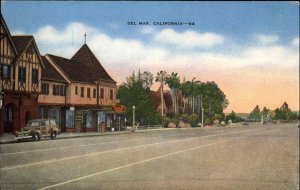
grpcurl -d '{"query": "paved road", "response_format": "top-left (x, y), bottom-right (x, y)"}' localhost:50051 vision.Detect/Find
top-left (0, 124), bottom-right (299, 190)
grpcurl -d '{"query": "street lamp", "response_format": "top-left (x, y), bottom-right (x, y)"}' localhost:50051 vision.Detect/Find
top-left (202, 108), bottom-right (204, 127)
top-left (132, 105), bottom-right (135, 128)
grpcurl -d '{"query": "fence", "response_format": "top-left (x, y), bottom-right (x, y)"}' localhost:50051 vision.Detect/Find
top-left (136, 125), bottom-right (162, 131)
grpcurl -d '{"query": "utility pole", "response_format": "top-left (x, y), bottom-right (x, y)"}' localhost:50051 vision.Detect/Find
top-left (201, 95), bottom-right (204, 127)
top-left (202, 108), bottom-right (204, 127)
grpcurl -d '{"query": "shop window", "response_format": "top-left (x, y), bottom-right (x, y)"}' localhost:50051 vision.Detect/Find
top-left (66, 110), bottom-right (75, 128)
top-left (48, 109), bottom-right (59, 124)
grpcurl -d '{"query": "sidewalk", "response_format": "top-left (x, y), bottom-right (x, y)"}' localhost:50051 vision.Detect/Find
top-left (0, 127), bottom-right (170, 144)
top-left (0, 131), bottom-right (127, 144)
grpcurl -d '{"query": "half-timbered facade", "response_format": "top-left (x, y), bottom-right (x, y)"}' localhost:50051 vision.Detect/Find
top-left (0, 15), bottom-right (44, 135)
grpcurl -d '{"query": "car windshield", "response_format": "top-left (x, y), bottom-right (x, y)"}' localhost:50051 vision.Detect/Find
top-left (30, 121), bottom-right (40, 127)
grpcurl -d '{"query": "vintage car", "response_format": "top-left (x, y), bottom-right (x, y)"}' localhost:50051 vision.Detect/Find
top-left (15, 119), bottom-right (61, 141)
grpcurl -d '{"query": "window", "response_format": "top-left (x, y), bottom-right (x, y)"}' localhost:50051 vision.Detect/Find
top-left (110, 89), bottom-right (113, 100)
top-left (32, 69), bottom-right (38, 84)
top-left (31, 121), bottom-right (40, 127)
top-left (75, 86), bottom-right (78, 95)
top-left (41, 121), bottom-right (46, 127)
top-left (81, 87), bottom-right (84, 97)
top-left (87, 88), bottom-right (90, 98)
top-left (53, 85), bottom-right (59, 95)
top-left (59, 85), bottom-right (65, 96)
top-left (93, 88), bottom-right (96, 98)
top-left (0, 65), bottom-right (10, 80)
top-left (41, 83), bottom-right (49, 95)
top-left (100, 88), bottom-right (104, 99)
top-left (19, 67), bottom-right (26, 82)
top-left (38, 107), bottom-right (48, 119)
top-left (50, 120), bottom-right (57, 126)
top-left (53, 85), bottom-right (65, 96)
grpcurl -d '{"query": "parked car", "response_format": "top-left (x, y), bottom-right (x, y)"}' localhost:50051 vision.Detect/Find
top-left (15, 119), bottom-right (61, 141)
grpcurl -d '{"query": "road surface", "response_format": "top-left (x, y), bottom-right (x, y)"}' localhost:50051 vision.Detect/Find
top-left (0, 123), bottom-right (299, 190)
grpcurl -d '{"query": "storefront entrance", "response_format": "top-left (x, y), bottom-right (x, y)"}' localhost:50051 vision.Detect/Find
top-left (4, 104), bottom-right (16, 133)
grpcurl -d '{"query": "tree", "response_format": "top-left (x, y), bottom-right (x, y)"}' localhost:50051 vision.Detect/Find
top-left (200, 81), bottom-right (228, 119)
top-left (155, 70), bottom-right (168, 118)
top-left (140, 70), bottom-right (153, 90)
top-left (226, 110), bottom-right (243, 123)
top-left (117, 71), bottom-right (161, 125)
top-left (165, 72), bottom-right (180, 117)
top-left (180, 78), bottom-right (193, 114)
top-left (261, 106), bottom-right (270, 121)
top-left (273, 102), bottom-right (298, 120)
top-left (249, 105), bottom-right (261, 121)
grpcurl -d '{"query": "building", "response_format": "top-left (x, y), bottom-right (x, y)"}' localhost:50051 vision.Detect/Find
top-left (0, 15), bottom-right (44, 135)
top-left (149, 86), bottom-right (186, 117)
top-left (149, 86), bottom-right (172, 116)
top-left (39, 44), bottom-right (117, 132)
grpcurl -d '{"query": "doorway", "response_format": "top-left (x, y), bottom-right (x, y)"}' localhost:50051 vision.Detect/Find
top-left (4, 104), bottom-right (14, 133)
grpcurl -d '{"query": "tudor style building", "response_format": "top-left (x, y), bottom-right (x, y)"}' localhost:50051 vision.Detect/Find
top-left (0, 15), bottom-right (44, 135)
top-left (39, 44), bottom-right (117, 132)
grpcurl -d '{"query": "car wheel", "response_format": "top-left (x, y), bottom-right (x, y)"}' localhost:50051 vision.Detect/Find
top-left (32, 133), bottom-right (39, 141)
top-left (51, 131), bottom-right (56, 140)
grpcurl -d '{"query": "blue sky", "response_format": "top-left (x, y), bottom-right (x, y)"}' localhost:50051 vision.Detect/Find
top-left (2, 2), bottom-right (299, 42)
top-left (1, 1), bottom-right (299, 112)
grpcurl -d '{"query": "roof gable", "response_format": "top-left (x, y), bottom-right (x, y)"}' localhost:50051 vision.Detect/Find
top-left (0, 14), bottom-right (18, 56)
top-left (41, 56), bottom-right (67, 83)
top-left (11, 35), bottom-right (45, 68)
top-left (71, 44), bottom-right (115, 83)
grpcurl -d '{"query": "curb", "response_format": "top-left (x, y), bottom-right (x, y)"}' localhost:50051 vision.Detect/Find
top-left (0, 128), bottom-right (170, 144)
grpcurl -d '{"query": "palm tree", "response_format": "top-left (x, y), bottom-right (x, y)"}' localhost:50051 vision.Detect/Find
top-left (155, 70), bottom-right (168, 117)
top-left (165, 72), bottom-right (180, 117)
top-left (180, 79), bottom-right (192, 114)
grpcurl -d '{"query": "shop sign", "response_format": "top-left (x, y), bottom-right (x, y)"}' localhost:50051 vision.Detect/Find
top-left (112, 105), bottom-right (126, 113)
top-left (75, 110), bottom-right (83, 120)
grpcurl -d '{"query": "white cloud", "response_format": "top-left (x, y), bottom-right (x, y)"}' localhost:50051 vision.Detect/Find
top-left (292, 37), bottom-right (299, 46)
top-left (29, 22), bottom-right (299, 112)
top-left (153, 29), bottom-right (225, 49)
top-left (255, 34), bottom-right (279, 45)
top-left (31, 22), bottom-right (298, 86)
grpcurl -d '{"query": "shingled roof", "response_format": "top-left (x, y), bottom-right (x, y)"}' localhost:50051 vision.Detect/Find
top-left (71, 44), bottom-right (115, 83)
top-left (41, 56), bottom-right (67, 83)
top-left (47, 51), bottom-right (115, 84)
top-left (149, 90), bottom-right (173, 109)
top-left (11, 36), bottom-right (33, 54)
